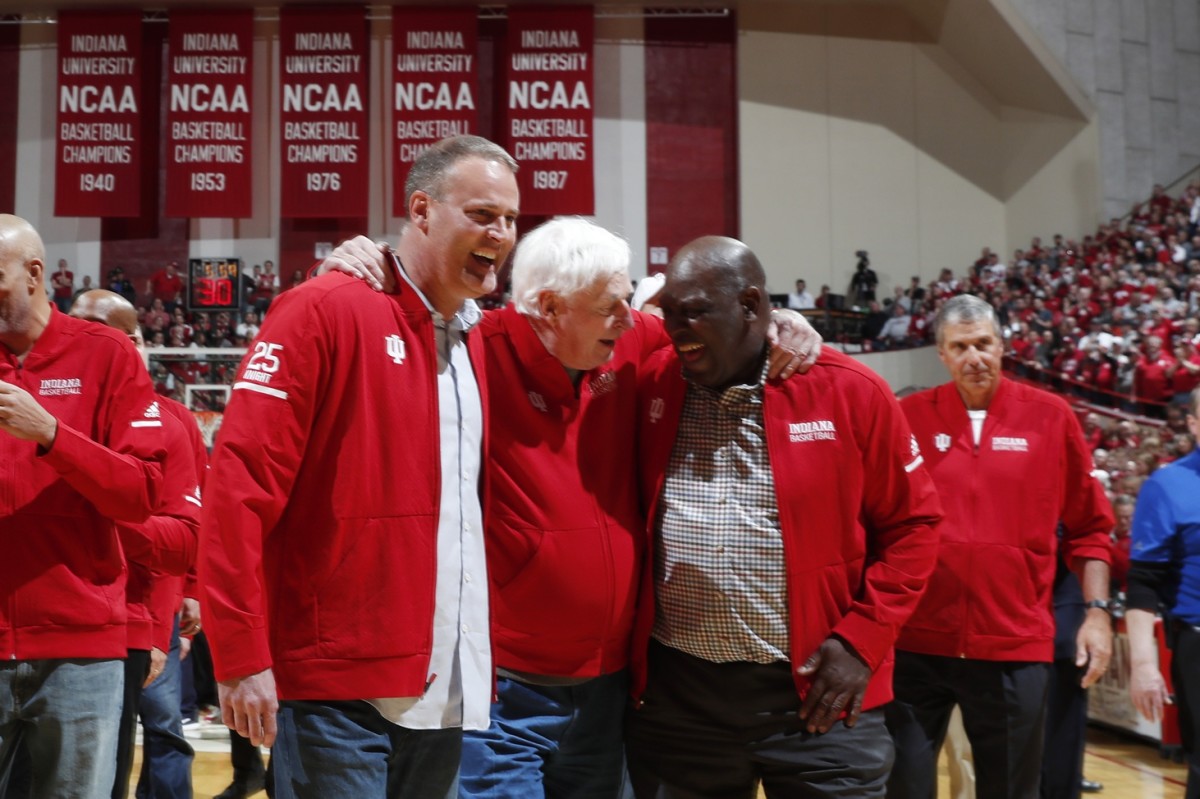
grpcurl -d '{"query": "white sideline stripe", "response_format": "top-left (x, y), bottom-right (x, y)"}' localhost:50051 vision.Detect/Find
top-left (904, 455), bottom-right (924, 473)
top-left (233, 381), bottom-right (288, 400)
top-left (131, 420), bottom-right (162, 428)
top-left (184, 495), bottom-right (202, 508)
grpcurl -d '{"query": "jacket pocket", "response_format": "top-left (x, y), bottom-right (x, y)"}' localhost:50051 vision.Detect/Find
top-left (304, 515), bottom-right (436, 660)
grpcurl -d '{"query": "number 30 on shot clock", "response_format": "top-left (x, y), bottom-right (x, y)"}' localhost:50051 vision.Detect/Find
top-left (187, 257), bottom-right (242, 312)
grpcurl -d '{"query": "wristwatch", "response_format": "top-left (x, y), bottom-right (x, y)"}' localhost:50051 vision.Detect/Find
top-left (1084, 599), bottom-right (1113, 613)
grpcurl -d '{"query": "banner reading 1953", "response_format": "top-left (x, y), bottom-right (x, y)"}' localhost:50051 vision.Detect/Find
top-left (279, 6), bottom-right (369, 218)
top-left (55, 11), bottom-right (143, 217)
top-left (166, 9), bottom-right (254, 218)
top-left (505, 6), bottom-right (594, 215)
top-left (391, 7), bottom-right (479, 216)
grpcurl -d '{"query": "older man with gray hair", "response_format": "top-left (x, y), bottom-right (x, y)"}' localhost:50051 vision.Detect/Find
top-left (887, 294), bottom-right (1115, 799)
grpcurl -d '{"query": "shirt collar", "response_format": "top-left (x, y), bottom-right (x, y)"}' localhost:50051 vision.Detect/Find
top-left (684, 354), bottom-right (768, 410)
top-left (395, 257), bottom-right (482, 334)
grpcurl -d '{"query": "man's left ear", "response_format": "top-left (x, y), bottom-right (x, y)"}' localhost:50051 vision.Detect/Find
top-left (26, 258), bottom-right (44, 289)
top-left (741, 286), bottom-right (763, 320)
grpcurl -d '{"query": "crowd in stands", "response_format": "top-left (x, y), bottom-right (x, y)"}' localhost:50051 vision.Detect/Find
top-left (843, 180), bottom-right (1200, 420)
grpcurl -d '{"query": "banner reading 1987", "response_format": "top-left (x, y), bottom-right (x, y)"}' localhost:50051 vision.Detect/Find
top-left (166, 9), bottom-right (254, 218)
top-left (55, 11), bottom-right (143, 217)
top-left (391, 7), bottom-right (479, 216)
top-left (279, 6), bottom-right (368, 218)
top-left (505, 6), bottom-right (594, 215)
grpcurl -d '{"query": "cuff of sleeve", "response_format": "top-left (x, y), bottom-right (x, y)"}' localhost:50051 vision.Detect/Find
top-left (38, 420), bottom-right (88, 472)
top-left (1066, 545), bottom-right (1113, 566)
top-left (210, 628), bottom-right (273, 683)
top-left (831, 613), bottom-right (892, 671)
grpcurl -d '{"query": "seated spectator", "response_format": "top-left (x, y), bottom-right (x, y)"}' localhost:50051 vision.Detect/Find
top-left (861, 300), bottom-right (889, 343)
top-left (1169, 338), bottom-right (1200, 403)
top-left (787, 278), bottom-right (815, 310)
top-left (1132, 335), bottom-right (1176, 414)
top-left (145, 298), bottom-right (171, 332)
top-left (235, 311), bottom-right (261, 342)
top-left (875, 303), bottom-right (912, 349)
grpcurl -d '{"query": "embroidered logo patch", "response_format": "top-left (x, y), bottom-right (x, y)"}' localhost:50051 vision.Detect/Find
top-left (648, 397), bottom-right (665, 424)
top-left (385, 334), bottom-right (406, 365)
top-left (991, 436), bottom-right (1029, 452)
top-left (39, 378), bottom-right (82, 396)
top-left (788, 419), bottom-right (837, 443)
top-left (934, 433), bottom-right (951, 452)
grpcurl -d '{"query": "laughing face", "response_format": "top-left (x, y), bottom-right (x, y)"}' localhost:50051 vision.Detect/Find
top-left (545, 272), bottom-right (635, 372)
top-left (658, 242), bottom-right (769, 391)
top-left (413, 156), bottom-right (520, 316)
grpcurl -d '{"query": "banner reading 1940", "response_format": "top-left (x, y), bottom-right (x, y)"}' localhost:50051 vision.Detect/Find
top-left (505, 6), bottom-right (594, 215)
top-left (391, 7), bottom-right (479, 216)
top-left (279, 6), bottom-right (369, 218)
top-left (55, 11), bottom-right (143, 217)
top-left (166, 9), bottom-right (254, 218)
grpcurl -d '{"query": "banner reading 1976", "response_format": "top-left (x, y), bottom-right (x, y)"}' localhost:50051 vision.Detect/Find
top-left (505, 6), bottom-right (594, 215)
top-left (279, 6), bottom-right (369, 218)
top-left (391, 7), bottom-right (479, 216)
top-left (166, 9), bottom-right (254, 218)
top-left (55, 11), bottom-right (143, 217)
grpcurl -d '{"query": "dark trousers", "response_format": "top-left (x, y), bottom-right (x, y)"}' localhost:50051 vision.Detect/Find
top-left (113, 650), bottom-right (151, 799)
top-left (230, 727), bottom-right (266, 779)
top-left (885, 651), bottom-right (1051, 799)
top-left (1040, 659), bottom-right (1086, 799)
top-left (625, 640), bottom-right (893, 799)
top-left (1174, 625), bottom-right (1200, 799)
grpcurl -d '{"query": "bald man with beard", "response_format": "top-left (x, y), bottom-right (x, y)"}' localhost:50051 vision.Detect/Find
top-left (0, 215), bottom-right (166, 798)
top-left (69, 290), bottom-right (203, 799)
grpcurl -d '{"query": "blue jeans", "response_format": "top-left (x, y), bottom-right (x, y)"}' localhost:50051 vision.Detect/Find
top-left (136, 618), bottom-right (194, 799)
top-left (0, 658), bottom-right (123, 799)
top-left (273, 699), bottom-right (461, 799)
top-left (459, 671), bottom-right (628, 799)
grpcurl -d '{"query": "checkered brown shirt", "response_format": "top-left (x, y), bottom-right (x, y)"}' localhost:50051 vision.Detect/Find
top-left (652, 362), bottom-right (790, 664)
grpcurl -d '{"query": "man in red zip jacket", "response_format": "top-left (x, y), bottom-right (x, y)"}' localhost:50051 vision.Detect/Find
top-left (887, 294), bottom-right (1114, 799)
top-left (0, 214), bottom-right (166, 798)
top-left (201, 136), bottom-right (520, 799)
top-left (67, 290), bottom-right (203, 799)
top-left (626, 236), bottom-right (943, 798)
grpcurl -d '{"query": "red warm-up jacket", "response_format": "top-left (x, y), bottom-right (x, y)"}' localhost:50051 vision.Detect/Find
top-left (479, 306), bottom-right (666, 677)
top-left (633, 348), bottom-right (943, 710)
top-left (0, 307), bottom-right (166, 660)
top-left (898, 379), bottom-right (1113, 662)
top-left (201, 273), bottom-right (487, 700)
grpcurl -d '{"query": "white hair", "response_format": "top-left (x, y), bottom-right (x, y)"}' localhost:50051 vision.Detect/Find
top-left (511, 217), bottom-right (631, 319)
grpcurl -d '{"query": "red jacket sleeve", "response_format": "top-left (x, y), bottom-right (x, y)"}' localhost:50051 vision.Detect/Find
top-left (148, 574), bottom-right (184, 653)
top-left (115, 409), bottom-right (201, 575)
top-left (200, 289), bottom-right (328, 681)
top-left (832, 379), bottom-right (943, 669)
top-left (40, 343), bottom-right (166, 523)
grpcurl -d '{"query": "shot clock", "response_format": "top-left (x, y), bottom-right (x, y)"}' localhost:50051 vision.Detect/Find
top-left (187, 257), bottom-right (242, 312)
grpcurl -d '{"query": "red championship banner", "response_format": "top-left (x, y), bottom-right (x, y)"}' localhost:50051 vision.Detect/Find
top-left (279, 6), bottom-right (369, 218)
top-left (505, 6), bottom-right (594, 215)
top-left (391, 7), bottom-right (479, 216)
top-left (166, 10), bottom-right (254, 218)
top-left (55, 11), bottom-right (143, 217)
